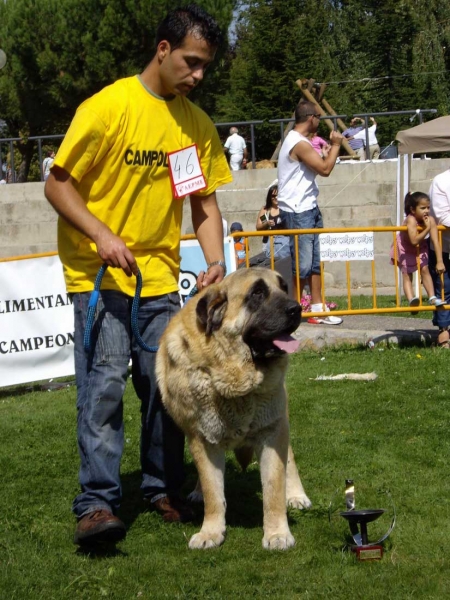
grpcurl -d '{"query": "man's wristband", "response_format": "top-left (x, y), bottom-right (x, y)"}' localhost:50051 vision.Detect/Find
top-left (207, 260), bottom-right (227, 276)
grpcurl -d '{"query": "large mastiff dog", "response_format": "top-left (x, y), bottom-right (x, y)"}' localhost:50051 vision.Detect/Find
top-left (156, 267), bottom-right (311, 549)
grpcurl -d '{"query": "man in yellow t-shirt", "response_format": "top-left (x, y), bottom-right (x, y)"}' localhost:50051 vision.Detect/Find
top-left (45, 5), bottom-right (232, 548)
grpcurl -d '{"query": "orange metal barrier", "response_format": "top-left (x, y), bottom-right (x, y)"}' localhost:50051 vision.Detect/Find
top-left (229, 225), bottom-right (448, 318)
top-left (1, 226), bottom-right (447, 317)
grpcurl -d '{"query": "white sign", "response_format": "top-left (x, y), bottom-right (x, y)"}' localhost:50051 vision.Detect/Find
top-left (0, 255), bottom-right (75, 387)
top-left (167, 144), bottom-right (206, 198)
top-left (0, 238), bottom-right (237, 388)
top-left (319, 232), bottom-right (374, 262)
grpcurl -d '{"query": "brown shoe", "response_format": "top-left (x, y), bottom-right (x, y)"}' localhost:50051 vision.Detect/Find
top-left (151, 495), bottom-right (195, 523)
top-left (74, 509), bottom-right (126, 546)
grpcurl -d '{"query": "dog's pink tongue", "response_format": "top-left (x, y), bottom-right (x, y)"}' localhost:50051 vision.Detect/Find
top-left (272, 334), bottom-right (300, 354)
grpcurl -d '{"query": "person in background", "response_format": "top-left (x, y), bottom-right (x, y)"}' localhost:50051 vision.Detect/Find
top-left (224, 127), bottom-right (248, 171)
top-left (350, 117), bottom-right (380, 159)
top-left (429, 169), bottom-right (450, 348)
top-left (45, 4), bottom-right (232, 547)
top-left (390, 191), bottom-right (445, 310)
top-left (43, 150), bottom-right (55, 181)
top-left (230, 221), bottom-right (246, 267)
top-left (277, 100), bottom-right (343, 324)
top-left (342, 118), bottom-right (365, 160)
top-left (256, 181), bottom-right (290, 259)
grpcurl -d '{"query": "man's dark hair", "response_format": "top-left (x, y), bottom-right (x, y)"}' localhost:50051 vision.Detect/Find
top-left (156, 4), bottom-right (223, 51)
top-left (294, 101), bottom-right (318, 124)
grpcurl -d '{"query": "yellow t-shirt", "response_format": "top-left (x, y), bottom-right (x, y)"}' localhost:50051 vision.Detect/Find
top-left (54, 75), bottom-right (232, 296)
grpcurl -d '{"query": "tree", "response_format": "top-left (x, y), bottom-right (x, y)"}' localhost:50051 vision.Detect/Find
top-left (216, 0), bottom-right (347, 158)
top-left (217, 0), bottom-right (450, 158)
top-left (0, 0), bottom-right (235, 181)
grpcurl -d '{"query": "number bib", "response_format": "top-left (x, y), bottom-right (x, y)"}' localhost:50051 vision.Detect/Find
top-left (168, 144), bottom-right (207, 199)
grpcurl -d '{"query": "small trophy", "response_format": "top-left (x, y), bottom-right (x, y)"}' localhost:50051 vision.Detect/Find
top-left (329, 479), bottom-right (396, 561)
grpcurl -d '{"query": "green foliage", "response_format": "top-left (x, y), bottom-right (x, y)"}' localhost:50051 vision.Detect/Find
top-left (2, 0), bottom-right (450, 174)
top-left (2, 345), bottom-right (450, 598)
top-left (0, 0), bottom-right (235, 180)
top-left (218, 0), bottom-right (450, 158)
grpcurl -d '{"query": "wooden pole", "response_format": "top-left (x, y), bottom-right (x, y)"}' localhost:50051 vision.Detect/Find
top-left (321, 98), bottom-right (348, 133)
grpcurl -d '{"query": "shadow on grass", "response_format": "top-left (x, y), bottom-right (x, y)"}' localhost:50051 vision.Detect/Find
top-left (117, 460), bottom-right (268, 531)
top-left (222, 463), bottom-right (264, 528)
top-left (72, 460), bottom-right (336, 559)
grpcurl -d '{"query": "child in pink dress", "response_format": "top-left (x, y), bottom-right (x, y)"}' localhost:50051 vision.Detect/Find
top-left (391, 191), bottom-right (446, 308)
top-left (309, 134), bottom-right (330, 157)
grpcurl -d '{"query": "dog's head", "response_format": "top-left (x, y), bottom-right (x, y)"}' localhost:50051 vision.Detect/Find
top-left (195, 268), bottom-right (301, 359)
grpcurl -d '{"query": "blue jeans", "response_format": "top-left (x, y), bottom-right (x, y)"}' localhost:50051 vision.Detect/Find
top-left (280, 206), bottom-right (323, 279)
top-left (429, 249), bottom-right (450, 329)
top-left (72, 290), bottom-right (184, 518)
top-left (264, 235), bottom-right (291, 260)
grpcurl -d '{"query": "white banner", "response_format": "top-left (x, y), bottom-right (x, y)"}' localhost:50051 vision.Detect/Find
top-left (319, 232), bottom-right (374, 262)
top-left (0, 238), bottom-right (237, 388)
top-left (0, 255), bottom-right (75, 387)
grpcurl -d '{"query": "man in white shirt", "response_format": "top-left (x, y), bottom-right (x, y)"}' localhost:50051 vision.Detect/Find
top-left (429, 169), bottom-right (450, 348)
top-left (224, 127), bottom-right (248, 170)
top-left (277, 101), bottom-right (343, 325)
top-left (351, 117), bottom-right (380, 159)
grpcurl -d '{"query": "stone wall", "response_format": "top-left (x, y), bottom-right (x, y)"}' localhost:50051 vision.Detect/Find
top-left (1, 157), bottom-right (448, 288)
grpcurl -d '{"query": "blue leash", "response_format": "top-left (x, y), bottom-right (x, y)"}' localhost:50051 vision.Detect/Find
top-left (83, 264), bottom-right (159, 354)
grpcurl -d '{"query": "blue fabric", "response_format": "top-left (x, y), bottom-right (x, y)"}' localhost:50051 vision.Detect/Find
top-left (429, 249), bottom-right (450, 329)
top-left (72, 290), bottom-right (184, 518)
top-left (343, 126), bottom-right (364, 150)
top-left (281, 206), bottom-right (323, 279)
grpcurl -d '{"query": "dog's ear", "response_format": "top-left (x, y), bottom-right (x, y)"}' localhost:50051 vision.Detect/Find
top-left (196, 288), bottom-right (228, 336)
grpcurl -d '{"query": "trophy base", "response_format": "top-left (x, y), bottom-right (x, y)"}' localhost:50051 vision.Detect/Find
top-left (353, 545), bottom-right (383, 561)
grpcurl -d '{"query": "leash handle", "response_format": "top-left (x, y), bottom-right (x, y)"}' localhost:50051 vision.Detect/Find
top-left (83, 264), bottom-right (159, 354)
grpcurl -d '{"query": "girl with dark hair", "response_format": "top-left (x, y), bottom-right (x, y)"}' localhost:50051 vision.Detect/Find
top-left (390, 191), bottom-right (445, 309)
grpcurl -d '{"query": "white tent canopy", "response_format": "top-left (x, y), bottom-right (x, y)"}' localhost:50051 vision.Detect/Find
top-left (396, 116), bottom-right (450, 155)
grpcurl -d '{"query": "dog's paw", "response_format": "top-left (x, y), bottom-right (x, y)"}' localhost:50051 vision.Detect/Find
top-left (187, 490), bottom-right (204, 504)
top-left (262, 531), bottom-right (296, 550)
top-left (287, 494), bottom-right (312, 510)
top-left (189, 529), bottom-right (226, 550)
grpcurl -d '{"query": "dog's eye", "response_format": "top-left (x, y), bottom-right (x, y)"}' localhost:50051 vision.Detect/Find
top-left (245, 279), bottom-right (269, 310)
top-left (251, 280), bottom-right (269, 298)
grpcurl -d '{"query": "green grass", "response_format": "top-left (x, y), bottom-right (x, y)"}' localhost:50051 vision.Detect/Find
top-left (2, 346), bottom-right (450, 599)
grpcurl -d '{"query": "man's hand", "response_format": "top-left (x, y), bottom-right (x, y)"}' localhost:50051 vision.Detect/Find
top-left (330, 130), bottom-right (344, 146)
top-left (196, 264), bottom-right (226, 290)
top-left (95, 228), bottom-right (138, 277)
